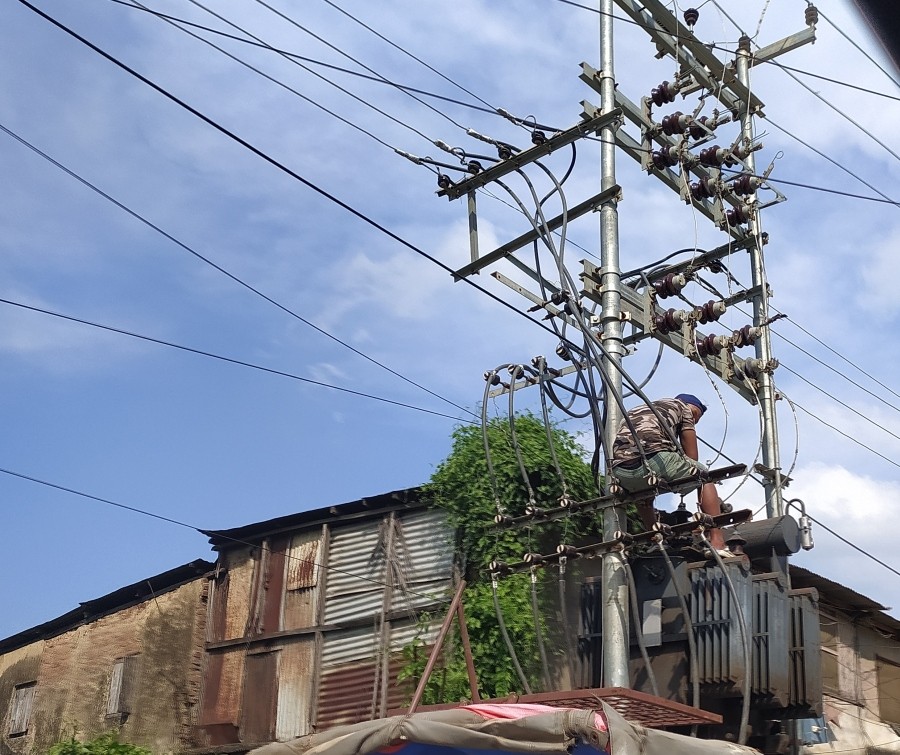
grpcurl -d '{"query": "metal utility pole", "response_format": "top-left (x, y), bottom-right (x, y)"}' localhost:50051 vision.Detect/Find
top-left (736, 36), bottom-right (784, 518)
top-left (597, 0), bottom-right (629, 689)
top-left (429, 0), bottom-right (816, 700)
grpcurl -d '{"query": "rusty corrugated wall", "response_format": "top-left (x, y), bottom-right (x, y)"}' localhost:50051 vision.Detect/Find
top-left (198, 504), bottom-right (454, 745)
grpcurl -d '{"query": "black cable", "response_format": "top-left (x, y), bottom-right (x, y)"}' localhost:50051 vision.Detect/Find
top-left (0, 466), bottom-right (456, 607)
top-left (317, 0), bottom-right (497, 112)
top-left (0, 297), bottom-right (469, 422)
top-left (17, 0), bottom-right (590, 371)
top-left (765, 118), bottom-right (899, 209)
top-left (108, 0), bottom-right (500, 117)
top-left (177, 0), bottom-right (436, 146)
top-left (0, 121), bottom-right (473, 419)
top-left (807, 514), bottom-right (900, 581)
top-left (789, 400), bottom-right (900, 472)
top-left (247, 0), bottom-right (469, 132)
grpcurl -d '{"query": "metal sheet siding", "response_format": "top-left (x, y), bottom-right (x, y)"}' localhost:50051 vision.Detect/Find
top-left (324, 518), bottom-right (386, 625)
top-left (391, 509), bottom-right (454, 612)
top-left (316, 655), bottom-right (410, 730)
top-left (283, 534), bottom-right (322, 631)
top-left (275, 639), bottom-right (314, 741)
top-left (241, 651), bottom-right (278, 743)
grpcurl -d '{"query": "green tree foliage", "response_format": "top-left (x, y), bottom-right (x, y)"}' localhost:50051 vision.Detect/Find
top-left (401, 412), bottom-right (601, 703)
top-left (48, 733), bottom-right (151, 755)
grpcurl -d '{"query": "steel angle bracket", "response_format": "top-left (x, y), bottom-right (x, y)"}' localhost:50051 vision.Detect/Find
top-left (453, 184), bottom-right (621, 280)
top-left (582, 91), bottom-right (751, 240)
top-left (437, 108), bottom-right (623, 201)
top-left (581, 260), bottom-right (758, 403)
top-left (611, 0), bottom-right (765, 117)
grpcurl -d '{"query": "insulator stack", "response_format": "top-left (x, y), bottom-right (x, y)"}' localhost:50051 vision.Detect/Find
top-left (732, 324), bottom-right (761, 348)
top-left (497, 144), bottom-right (512, 160)
top-left (740, 357), bottom-right (778, 378)
top-left (661, 111), bottom-right (691, 136)
top-left (650, 80), bottom-right (678, 107)
top-left (508, 365), bottom-right (524, 379)
top-left (696, 300), bottom-right (726, 323)
top-left (699, 145), bottom-right (731, 167)
top-left (652, 272), bottom-right (687, 298)
top-left (651, 146), bottom-right (679, 170)
top-left (689, 116), bottom-right (710, 139)
top-left (726, 204), bottom-right (753, 226)
top-left (467, 160), bottom-right (483, 174)
top-left (805, 4), bottom-right (819, 26)
top-left (437, 174), bottom-right (452, 189)
top-left (483, 370), bottom-right (501, 385)
top-left (696, 333), bottom-right (730, 357)
top-left (555, 343), bottom-right (572, 360)
top-left (691, 178), bottom-right (718, 201)
top-left (653, 308), bottom-right (689, 334)
top-left (732, 173), bottom-right (760, 195)
top-left (683, 7), bottom-right (699, 28)
top-left (531, 130), bottom-right (547, 146)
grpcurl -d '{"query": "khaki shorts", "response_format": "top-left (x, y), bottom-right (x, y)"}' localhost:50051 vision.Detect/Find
top-left (613, 451), bottom-right (705, 493)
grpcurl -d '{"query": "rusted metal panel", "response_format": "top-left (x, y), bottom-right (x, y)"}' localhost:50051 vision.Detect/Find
top-left (283, 534), bottom-right (322, 631)
top-left (223, 549), bottom-right (256, 641)
top-left (286, 534), bottom-right (321, 591)
top-left (316, 655), bottom-right (411, 730)
top-left (262, 536), bottom-right (290, 635)
top-left (208, 571), bottom-right (230, 643)
top-left (199, 648), bottom-right (245, 732)
top-left (275, 638), bottom-right (314, 740)
top-left (241, 651), bottom-right (278, 743)
top-left (324, 519), bottom-right (385, 625)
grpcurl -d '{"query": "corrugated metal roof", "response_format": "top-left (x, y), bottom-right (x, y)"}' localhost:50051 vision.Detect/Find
top-left (790, 566), bottom-right (888, 613)
top-left (0, 559), bottom-right (215, 652)
top-left (202, 488), bottom-right (423, 548)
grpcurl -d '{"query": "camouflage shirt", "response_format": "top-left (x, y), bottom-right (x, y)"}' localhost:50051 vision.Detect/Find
top-left (611, 397), bottom-right (695, 465)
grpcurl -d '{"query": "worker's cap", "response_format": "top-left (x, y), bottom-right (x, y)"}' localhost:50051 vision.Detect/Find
top-left (676, 393), bottom-right (707, 416)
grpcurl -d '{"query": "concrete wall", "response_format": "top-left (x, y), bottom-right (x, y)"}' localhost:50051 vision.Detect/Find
top-left (0, 577), bottom-right (208, 755)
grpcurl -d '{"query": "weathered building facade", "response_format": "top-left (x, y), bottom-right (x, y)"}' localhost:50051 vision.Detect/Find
top-left (793, 567), bottom-right (900, 755)
top-left (195, 488), bottom-right (454, 749)
top-left (0, 560), bottom-right (213, 755)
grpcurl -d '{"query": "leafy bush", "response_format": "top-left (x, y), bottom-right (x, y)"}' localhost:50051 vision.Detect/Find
top-left (401, 412), bottom-right (602, 703)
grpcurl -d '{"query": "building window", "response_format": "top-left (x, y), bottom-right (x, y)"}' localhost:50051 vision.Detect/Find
top-left (8, 682), bottom-right (36, 737)
top-left (820, 613), bottom-right (839, 695)
top-left (877, 656), bottom-right (900, 724)
top-left (107, 656), bottom-right (139, 717)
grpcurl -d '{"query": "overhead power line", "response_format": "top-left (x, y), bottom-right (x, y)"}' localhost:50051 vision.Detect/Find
top-left (0, 465), bottom-right (453, 607)
top-left (18, 0), bottom-right (582, 363)
top-left (0, 120), bottom-right (472, 419)
top-left (0, 297), bottom-right (469, 422)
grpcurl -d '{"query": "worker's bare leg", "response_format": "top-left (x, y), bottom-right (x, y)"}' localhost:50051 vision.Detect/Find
top-left (699, 483), bottom-right (726, 549)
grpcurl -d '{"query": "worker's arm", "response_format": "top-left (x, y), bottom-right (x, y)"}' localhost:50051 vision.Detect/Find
top-left (679, 427), bottom-right (699, 461)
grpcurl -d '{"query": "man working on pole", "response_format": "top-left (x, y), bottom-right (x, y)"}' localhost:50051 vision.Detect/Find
top-left (611, 393), bottom-right (729, 555)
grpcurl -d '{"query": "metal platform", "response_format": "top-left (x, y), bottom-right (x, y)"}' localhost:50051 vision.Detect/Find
top-left (393, 687), bottom-right (722, 728)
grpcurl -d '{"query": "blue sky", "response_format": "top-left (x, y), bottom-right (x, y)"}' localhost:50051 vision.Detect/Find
top-left (3, 0), bottom-right (900, 639)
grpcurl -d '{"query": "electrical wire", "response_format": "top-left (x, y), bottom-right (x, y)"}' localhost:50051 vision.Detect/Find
top-left (0, 465), bottom-right (455, 608)
top-left (816, 6), bottom-right (900, 91)
top-left (247, 0), bottom-right (469, 133)
top-left (108, 0), bottom-right (501, 116)
top-left (0, 297), bottom-right (468, 422)
top-left (0, 121), bottom-right (473, 418)
top-left (127, 0), bottom-right (411, 150)
top-left (316, 0), bottom-right (498, 112)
